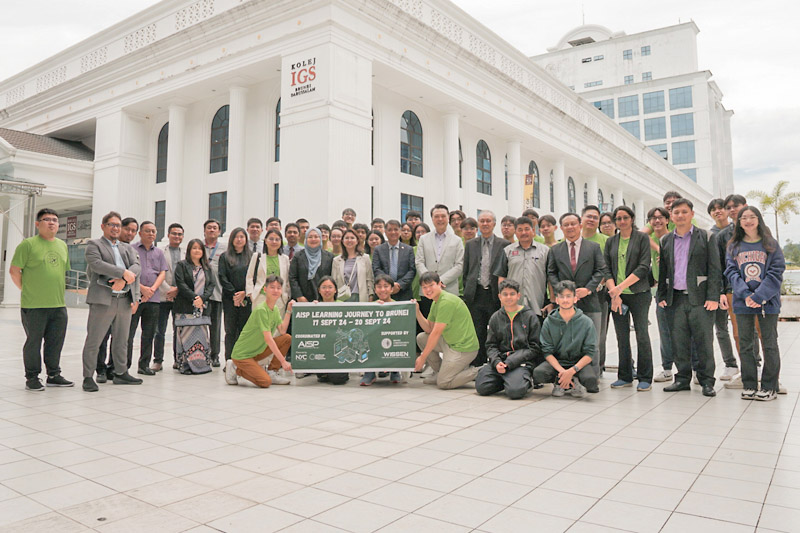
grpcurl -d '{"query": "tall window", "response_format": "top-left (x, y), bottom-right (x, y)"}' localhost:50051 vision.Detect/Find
top-left (476, 140), bottom-right (491, 195)
top-left (549, 170), bottom-right (554, 212)
top-left (620, 121), bottom-right (641, 139)
top-left (618, 95), bottom-right (639, 118)
top-left (273, 184), bottom-right (279, 217)
top-left (669, 86), bottom-right (693, 110)
top-left (671, 113), bottom-right (695, 137)
top-left (672, 141), bottom-right (696, 164)
top-left (210, 105), bottom-right (229, 173)
top-left (643, 91), bottom-right (664, 114)
top-left (583, 183), bottom-right (588, 207)
top-left (209, 191), bottom-right (227, 234)
top-left (400, 110), bottom-right (423, 177)
top-left (154, 200), bottom-right (165, 242)
top-left (275, 99), bottom-right (281, 162)
top-left (529, 160), bottom-right (540, 208)
top-left (504, 154), bottom-right (508, 201)
top-left (567, 177), bottom-right (576, 213)
top-left (401, 193), bottom-right (423, 221)
top-left (458, 138), bottom-right (463, 188)
top-left (593, 99), bottom-right (614, 119)
top-left (644, 117), bottom-right (666, 141)
top-left (598, 188), bottom-right (604, 208)
top-left (156, 123), bottom-right (168, 183)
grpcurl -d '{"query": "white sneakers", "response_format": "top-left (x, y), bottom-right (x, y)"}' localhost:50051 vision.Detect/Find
top-left (224, 360), bottom-right (238, 385)
top-left (268, 369), bottom-right (291, 385)
top-left (720, 367), bottom-right (739, 381)
top-left (724, 375), bottom-right (743, 389)
top-left (653, 370), bottom-right (672, 382)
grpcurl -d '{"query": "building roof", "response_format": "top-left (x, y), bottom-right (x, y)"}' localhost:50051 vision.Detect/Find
top-left (0, 128), bottom-right (94, 161)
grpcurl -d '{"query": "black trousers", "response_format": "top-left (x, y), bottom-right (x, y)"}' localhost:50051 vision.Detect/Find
top-left (128, 302), bottom-right (160, 369)
top-left (208, 300), bottom-right (222, 358)
top-left (738, 313), bottom-right (780, 392)
top-left (154, 301), bottom-right (174, 363)
top-left (468, 286), bottom-right (500, 367)
top-left (611, 291), bottom-right (653, 383)
top-left (664, 291), bottom-right (715, 386)
top-left (223, 298), bottom-right (252, 361)
top-left (21, 307), bottom-right (68, 379)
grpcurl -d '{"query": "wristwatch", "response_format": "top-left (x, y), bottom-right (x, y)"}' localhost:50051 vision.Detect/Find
top-left (572, 365), bottom-right (580, 373)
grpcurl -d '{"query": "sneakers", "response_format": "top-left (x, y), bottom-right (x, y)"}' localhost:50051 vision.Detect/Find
top-left (268, 370), bottom-right (291, 385)
top-left (423, 371), bottom-right (439, 385)
top-left (741, 389), bottom-right (757, 400)
top-left (224, 360), bottom-right (238, 385)
top-left (552, 384), bottom-right (566, 397)
top-left (96, 373), bottom-right (108, 383)
top-left (211, 356), bottom-right (221, 368)
top-left (360, 372), bottom-right (376, 386)
top-left (113, 372), bottom-right (143, 385)
top-left (637, 382), bottom-right (652, 392)
top-left (653, 370), bottom-right (673, 382)
top-left (724, 375), bottom-right (743, 389)
top-left (25, 378), bottom-right (44, 392)
top-left (82, 377), bottom-right (99, 392)
top-left (720, 367), bottom-right (738, 381)
top-left (754, 389), bottom-right (777, 401)
top-left (569, 379), bottom-right (586, 398)
top-left (137, 367), bottom-right (156, 376)
top-left (390, 372), bottom-right (402, 383)
top-left (610, 380), bottom-right (632, 388)
top-left (46, 375), bottom-right (73, 387)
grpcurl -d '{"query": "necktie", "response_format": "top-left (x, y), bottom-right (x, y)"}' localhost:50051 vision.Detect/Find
top-left (480, 239), bottom-right (491, 288)
top-left (570, 242), bottom-right (577, 274)
top-left (390, 246), bottom-right (398, 280)
top-left (252, 242), bottom-right (257, 253)
top-left (289, 247), bottom-right (294, 260)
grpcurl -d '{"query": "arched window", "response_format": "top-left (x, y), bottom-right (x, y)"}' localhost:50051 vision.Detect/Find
top-left (400, 110), bottom-right (423, 177)
top-left (210, 105), bottom-right (229, 173)
top-left (504, 154), bottom-right (508, 201)
top-left (476, 140), bottom-right (492, 195)
top-left (610, 193), bottom-right (615, 208)
top-left (458, 138), bottom-right (463, 188)
top-left (529, 161), bottom-right (539, 208)
top-left (598, 188), bottom-right (604, 208)
top-left (156, 123), bottom-right (168, 183)
top-left (275, 99), bottom-right (281, 162)
top-left (549, 170), bottom-right (554, 212)
top-left (583, 183), bottom-right (588, 207)
top-left (632, 202), bottom-right (636, 214)
top-left (567, 177), bottom-right (576, 213)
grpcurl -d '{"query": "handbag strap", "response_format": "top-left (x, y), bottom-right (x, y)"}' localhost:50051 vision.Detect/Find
top-left (252, 252), bottom-right (261, 287)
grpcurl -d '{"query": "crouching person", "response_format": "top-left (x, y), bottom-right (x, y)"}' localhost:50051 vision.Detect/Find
top-left (533, 280), bottom-right (598, 398)
top-left (476, 280), bottom-right (541, 400)
top-left (225, 275), bottom-right (293, 387)
top-left (415, 272), bottom-right (480, 389)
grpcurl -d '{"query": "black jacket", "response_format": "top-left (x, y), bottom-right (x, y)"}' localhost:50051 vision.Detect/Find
top-left (371, 241), bottom-right (416, 300)
top-left (486, 306), bottom-right (542, 370)
top-left (604, 231), bottom-right (652, 294)
top-left (218, 252), bottom-right (250, 300)
top-left (657, 227), bottom-right (722, 306)
top-left (546, 239), bottom-right (608, 313)
top-left (716, 223), bottom-right (734, 293)
top-left (173, 260), bottom-right (216, 315)
top-left (289, 248), bottom-right (334, 301)
top-left (462, 235), bottom-right (511, 305)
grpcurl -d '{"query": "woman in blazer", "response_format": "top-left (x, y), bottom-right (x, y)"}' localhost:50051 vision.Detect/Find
top-left (174, 239), bottom-right (216, 316)
top-left (246, 228), bottom-right (290, 315)
top-left (289, 227), bottom-right (334, 302)
top-left (332, 228), bottom-right (374, 302)
top-left (604, 206), bottom-right (654, 390)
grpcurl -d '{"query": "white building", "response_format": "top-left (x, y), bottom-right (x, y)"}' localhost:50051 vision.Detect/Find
top-left (0, 0), bottom-right (713, 306)
top-left (530, 23), bottom-right (734, 198)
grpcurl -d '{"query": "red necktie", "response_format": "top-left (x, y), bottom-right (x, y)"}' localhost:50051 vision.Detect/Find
top-left (289, 247), bottom-right (294, 260)
top-left (570, 242), bottom-right (577, 274)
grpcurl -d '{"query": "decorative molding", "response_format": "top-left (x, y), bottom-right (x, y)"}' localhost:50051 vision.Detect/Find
top-left (391, 0), bottom-right (423, 20)
top-left (124, 24), bottom-right (157, 54)
top-left (430, 10), bottom-right (462, 44)
top-left (175, 0), bottom-right (216, 32)
top-left (80, 46), bottom-right (108, 74)
top-left (468, 34), bottom-right (496, 66)
top-left (5, 85), bottom-right (26, 107)
top-left (35, 66), bottom-right (67, 94)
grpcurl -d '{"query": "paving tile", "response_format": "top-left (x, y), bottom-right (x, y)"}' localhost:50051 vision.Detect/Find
top-left (581, 499), bottom-right (671, 532)
top-left (314, 499), bottom-right (405, 533)
top-left (416, 494), bottom-right (504, 528)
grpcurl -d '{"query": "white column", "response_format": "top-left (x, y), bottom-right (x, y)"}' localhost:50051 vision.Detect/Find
top-left (442, 113), bottom-right (459, 207)
top-left (226, 86), bottom-right (248, 234)
top-left (635, 198), bottom-right (646, 221)
top-left (552, 159), bottom-right (567, 215)
top-left (1, 195), bottom-right (25, 307)
top-left (163, 105), bottom-right (186, 242)
top-left (588, 176), bottom-right (599, 209)
top-left (615, 186), bottom-right (625, 210)
top-left (506, 140), bottom-right (522, 215)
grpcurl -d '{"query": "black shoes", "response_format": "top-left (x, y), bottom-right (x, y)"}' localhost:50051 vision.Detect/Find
top-left (46, 375), bottom-right (74, 387)
top-left (702, 385), bottom-right (716, 397)
top-left (211, 356), bottom-right (221, 368)
top-left (137, 367), bottom-right (156, 376)
top-left (25, 378), bottom-right (44, 392)
top-left (83, 377), bottom-right (99, 392)
top-left (664, 382), bottom-right (691, 392)
top-left (96, 373), bottom-right (108, 383)
top-left (113, 372), bottom-right (143, 385)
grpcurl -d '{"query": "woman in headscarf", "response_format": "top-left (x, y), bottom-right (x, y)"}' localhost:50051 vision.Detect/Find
top-left (288, 227), bottom-right (334, 302)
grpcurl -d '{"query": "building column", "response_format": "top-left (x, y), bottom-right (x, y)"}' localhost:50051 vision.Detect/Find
top-left (588, 176), bottom-right (599, 209)
top-left (506, 140), bottom-right (522, 215)
top-left (635, 198), bottom-right (646, 221)
top-left (1, 194), bottom-right (25, 307)
top-left (226, 86), bottom-right (248, 234)
top-left (552, 159), bottom-right (567, 216)
top-left (615, 186), bottom-right (625, 210)
top-left (442, 113), bottom-right (459, 207)
top-left (162, 105), bottom-right (186, 242)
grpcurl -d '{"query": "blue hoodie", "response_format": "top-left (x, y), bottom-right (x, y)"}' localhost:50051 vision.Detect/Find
top-left (725, 239), bottom-right (785, 314)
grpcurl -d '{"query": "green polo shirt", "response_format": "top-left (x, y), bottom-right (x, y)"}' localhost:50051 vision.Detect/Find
top-left (428, 291), bottom-right (479, 352)
top-left (231, 302), bottom-right (281, 360)
top-left (11, 236), bottom-right (70, 308)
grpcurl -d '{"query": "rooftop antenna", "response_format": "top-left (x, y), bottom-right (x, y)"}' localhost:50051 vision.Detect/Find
top-left (582, 4), bottom-right (585, 25)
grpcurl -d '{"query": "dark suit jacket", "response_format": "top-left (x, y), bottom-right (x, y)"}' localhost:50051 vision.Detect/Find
top-left (289, 249), bottom-right (334, 301)
top-left (372, 241), bottom-right (416, 300)
top-left (173, 260), bottom-right (216, 315)
top-left (462, 235), bottom-right (511, 305)
top-left (604, 231), bottom-right (652, 294)
top-left (657, 227), bottom-right (722, 306)
top-left (546, 238), bottom-right (608, 313)
top-left (85, 237), bottom-right (141, 305)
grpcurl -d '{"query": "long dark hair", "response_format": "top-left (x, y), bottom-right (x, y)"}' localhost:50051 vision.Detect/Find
top-left (401, 222), bottom-right (415, 247)
top-left (263, 228), bottom-right (284, 255)
top-left (728, 206), bottom-right (777, 255)
top-left (185, 238), bottom-right (209, 269)
top-left (340, 228), bottom-right (362, 260)
top-left (225, 227), bottom-right (252, 267)
top-left (612, 206), bottom-right (638, 232)
top-left (365, 230), bottom-right (385, 256)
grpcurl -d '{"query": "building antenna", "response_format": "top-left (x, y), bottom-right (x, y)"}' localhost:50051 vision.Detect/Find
top-left (582, 4), bottom-right (585, 25)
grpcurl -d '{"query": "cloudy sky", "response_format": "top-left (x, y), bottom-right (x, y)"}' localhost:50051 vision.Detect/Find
top-left (2, 0), bottom-right (798, 242)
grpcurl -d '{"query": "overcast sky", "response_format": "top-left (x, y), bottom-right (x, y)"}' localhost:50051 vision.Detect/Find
top-left (1, 0), bottom-right (798, 242)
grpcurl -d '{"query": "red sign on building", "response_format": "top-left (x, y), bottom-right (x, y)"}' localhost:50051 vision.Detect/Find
top-left (66, 216), bottom-right (77, 238)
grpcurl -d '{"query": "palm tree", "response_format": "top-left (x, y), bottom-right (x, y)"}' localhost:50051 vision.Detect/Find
top-left (748, 180), bottom-right (800, 242)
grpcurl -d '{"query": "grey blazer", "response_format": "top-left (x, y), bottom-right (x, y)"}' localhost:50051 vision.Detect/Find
top-left (415, 227), bottom-right (464, 295)
top-left (159, 244), bottom-right (184, 299)
top-left (85, 238), bottom-right (141, 305)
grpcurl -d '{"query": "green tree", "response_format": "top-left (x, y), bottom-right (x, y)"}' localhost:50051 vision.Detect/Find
top-left (785, 240), bottom-right (800, 265)
top-left (748, 180), bottom-right (800, 242)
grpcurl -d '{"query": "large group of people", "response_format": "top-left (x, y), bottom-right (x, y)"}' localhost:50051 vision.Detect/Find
top-left (12, 190), bottom-right (786, 402)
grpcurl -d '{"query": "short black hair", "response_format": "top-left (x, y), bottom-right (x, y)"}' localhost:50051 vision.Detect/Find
top-left (521, 209), bottom-right (539, 219)
top-left (284, 222), bottom-right (300, 232)
top-left (331, 220), bottom-right (347, 230)
top-left (139, 220), bottom-right (156, 230)
top-left (671, 198), bottom-right (694, 211)
top-left (419, 272), bottom-right (441, 285)
top-left (385, 219), bottom-right (401, 229)
top-left (663, 191), bottom-right (682, 203)
top-left (374, 273), bottom-right (395, 287)
top-left (121, 217), bottom-right (138, 228)
top-left (647, 206), bottom-right (670, 220)
top-left (168, 222), bottom-right (184, 233)
top-left (612, 206), bottom-right (635, 226)
top-left (539, 215), bottom-right (556, 226)
top-left (498, 279), bottom-right (520, 293)
top-left (405, 210), bottom-right (422, 220)
top-left (296, 218), bottom-right (309, 225)
top-left (460, 217), bottom-right (478, 229)
top-left (558, 212), bottom-right (581, 225)
top-left (353, 223), bottom-right (370, 233)
top-left (36, 208), bottom-right (58, 220)
top-left (724, 194), bottom-right (747, 207)
top-left (203, 218), bottom-right (220, 230)
top-left (707, 198), bottom-right (725, 215)
top-left (501, 215), bottom-right (516, 225)
top-left (102, 211), bottom-right (122, 225)
top-left (514, 216), bottom-right (534, 229)
top-left (317, 223), bottom-right (331, 232)
top-left (342, 207), bottom-right (356, 217)
top-left (371, 218), bottom-right (385, 226)
top-left (554, 280), bottom-right (576, 296)
top-left (430, 204), bottom-right (449, 217)
top-left (264, 274), bottom-right (284, 288)
top-left (247, 218), bottom-right (263, 228)
top-left (581, 204), bottom-right (601, 216)
top-left (266, 216), bottom-right (281, 226)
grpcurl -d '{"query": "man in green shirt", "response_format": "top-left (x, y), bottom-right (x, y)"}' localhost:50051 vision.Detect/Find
top-left (225, 275), bottom-right (293, 387)
top-left (415, 272), bottom-right (480, 389)
top-left (10, 208), bottom-right (73, 391)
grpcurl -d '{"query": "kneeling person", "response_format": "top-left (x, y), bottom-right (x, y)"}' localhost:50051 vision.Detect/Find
top-left (476, 280), bottom-right (541, 400)
top-left (533, 281), bottom-right (598, 397)
top-left (225, 275), bottom-right (293, 387)
top-left (415, 272), bottom-right (480, 389)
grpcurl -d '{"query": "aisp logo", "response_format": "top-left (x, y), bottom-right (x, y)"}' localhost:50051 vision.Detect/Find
top-left (297, 340), bottom-right (319, 348)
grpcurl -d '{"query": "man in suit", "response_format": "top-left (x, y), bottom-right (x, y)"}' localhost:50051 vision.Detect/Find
top-left (657, 198), bottom-right (721, 397)
top-left (372, 219), bottom-right (416, 300)
top-left (463, 210), bottom-right (510, 366)
top-left (81, 211), bottom-right (143, 392)
top-left (153, 222), bottom-right (184, 371)
top-left (415, 204), bottom-right (464, 297)
top-left (546, 212), bottom-right (608, 382)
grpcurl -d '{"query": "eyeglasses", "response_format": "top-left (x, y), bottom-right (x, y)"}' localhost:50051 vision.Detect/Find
top-left (649, 216), bottom-right (666, 222)
top-left (615, 216), bottom-right (631, 222)
top-left (38, 217), bottom-right (59, 223)
top-left (105, 223), bottom-right (122, 229)
top-left (600, 221), bottom-right (614, 226)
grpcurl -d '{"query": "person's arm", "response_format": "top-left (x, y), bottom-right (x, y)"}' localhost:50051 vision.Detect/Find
top-left (9, 266), bottom-right (22, 290)
top-left (415, 321), bottom-right (447, 371)
top-left (217, 256), bottom-right (236, 295)
top-left (704, 233), bottom-right (721, 311)
top-left (751, 247), bottom-right (785, 304)
top-left (245, 253), bottom-right (258, 298)
top-left (85, 241), bottom-right (126, 279)
top-left (485, 314), bottom-right (503, 370)
top-left (438, 239), bottom-right (464, 288)
top-left (492, 248), bottom-right (508, 286)
top-left (201, 268), bottom-right (216, 303)
top-left (506, 315), bottom-right (541, 368)
top-left (275, 301), bottom-right (294, 335)
top-left (657, 237), bottom-right (670, 307)
top-left (141, 270), bottom-right (166, 302)
top-left (263, 330), bottom-right (292, 372)
top-left (415, 239), bottom-right (429, 276)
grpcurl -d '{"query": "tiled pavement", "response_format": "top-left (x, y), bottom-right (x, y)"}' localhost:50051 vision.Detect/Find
top-left (0, 307), bottom-right (798, 532)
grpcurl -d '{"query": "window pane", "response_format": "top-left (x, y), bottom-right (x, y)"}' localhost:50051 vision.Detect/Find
top-left (476, 140), bottom-right (492, 195)
top-left (620, 120), bottom-right (640, 139)
top-left (681, 168), bottom-right (697, 181)
top-left (210, 105), bottom-right (229, 174)
top-left (672, 140), bottom-right (696, 164)
top-left (400, 110), bottom-right (423, 177)
top-left (648, 144), bottom-right (668, 160)
top-left (643, 91), bottom-right (664, 114)
top-left (208, 192), bottom-right (227, 234)
top-left (670, 113), bottom-right (694, 137)
top-left (156, 123), bottom-right (168, 184)
top-left (593, 99), bottom-right (614, 119)
top-left (644, 117), bottom-right (666, 141)
top-left (669, 86), bottom-right (693, 110)
top-left (154, 200), bottom-right (165, 242)
top-left (618, 95), bottom-right (639, 118)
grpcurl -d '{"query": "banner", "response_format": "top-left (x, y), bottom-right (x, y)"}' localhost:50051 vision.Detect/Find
top-left (291, 301), bottom-right (416, 372)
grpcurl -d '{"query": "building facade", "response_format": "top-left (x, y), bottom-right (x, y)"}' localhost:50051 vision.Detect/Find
top-left (0, 0), bottom-right (713, 305)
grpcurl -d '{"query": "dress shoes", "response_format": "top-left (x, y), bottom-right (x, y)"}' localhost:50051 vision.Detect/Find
top-left (664, 381), bottom-right (691, 392)
top-left (702, 384), bottom-right (716, 397)
top-left (96, 373), bottom-right (107, 384)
